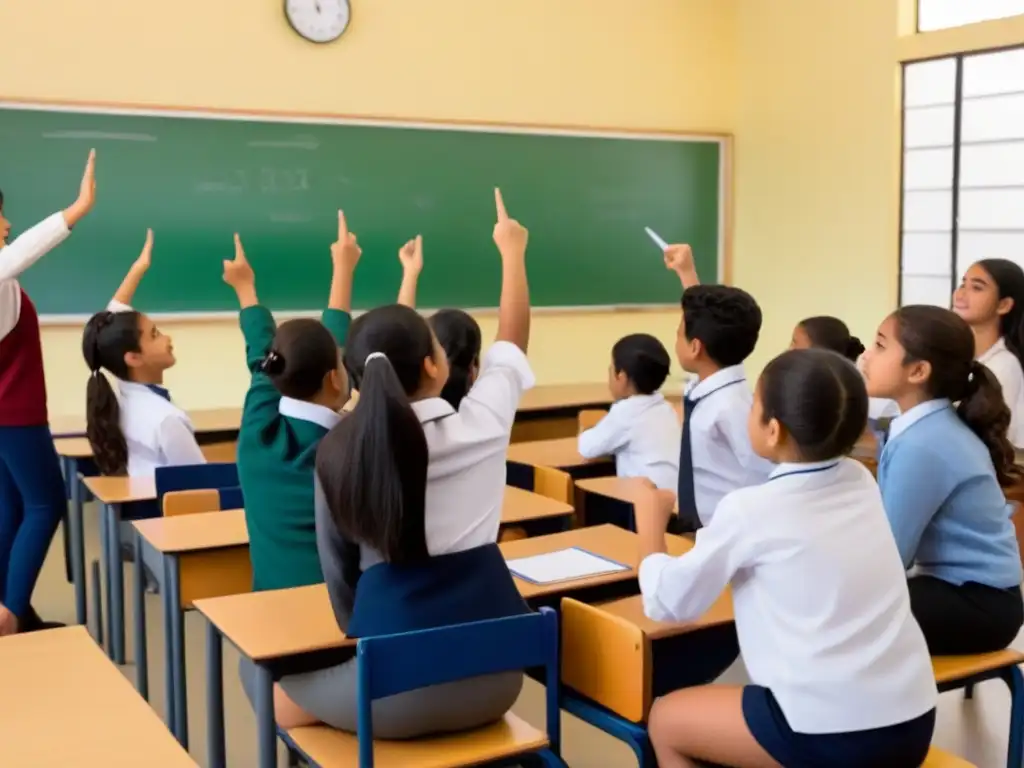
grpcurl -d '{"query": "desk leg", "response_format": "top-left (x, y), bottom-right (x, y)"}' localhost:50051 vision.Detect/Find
top-left (254, 663), bottom-right (277, 768)
top-left (162, 556), bottom-right (176, 737)
top-left (133, 531), bottom-right (148, 701)
top-left (68, 463), bottom-right (87, 626)
top-left (206, 623), bottom-right (226, 768)
top-left (100, 502), bottom-right (113, 659)
top-left (103, 502), bottom-right (126, 665)
top-left (167, 555), bottom-right (189, 749)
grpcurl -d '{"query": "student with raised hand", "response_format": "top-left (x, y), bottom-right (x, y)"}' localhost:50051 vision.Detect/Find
top-left (637, 349), bottom-right (937, 768)
top-left (227, 212), bottom-right (357, 593)
top-left (954, 258), bottom-right (1024, 447)
top-left (663, 243), bottom-right (773, 530)
top-left (861, 305), bottom-right (1024, 654)
top-left (578, 333), bottom-right (681, 490)
top-left (0, 150), bottom-right (96, 635)
top-left (397, 233), bottom-right (484, 410)
top-left (268, 188), bottom-right (533, 737)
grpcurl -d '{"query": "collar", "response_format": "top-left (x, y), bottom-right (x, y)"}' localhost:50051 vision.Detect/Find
top-left (119, 380), bottom-right (170, 400)
top-left (688, 364), bottom-right (746, 399)
top-left (615, 392), bottom-right (666, 411)
top-left (769, 459), bottom-right (840, 481)
top-left (279, 397), bottom-right (342, 431)
top-left (145, 384), bottom-right (171, 402)
top-left (887, 398), bottom-right (950, 442)
top-left (410, 397), bottom-right (457, 425)
top-left (978, 337), bottom-right (1009, 365)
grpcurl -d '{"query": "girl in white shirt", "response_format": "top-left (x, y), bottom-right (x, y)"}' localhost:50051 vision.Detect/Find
top-left (636, 348), bottom-right (936, 768)
top-left (953, 258), bottom-right (1024, 447)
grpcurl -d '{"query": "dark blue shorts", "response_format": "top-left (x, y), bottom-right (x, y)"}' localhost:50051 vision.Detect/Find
top-left (742, 685), bottom-right (935, 768)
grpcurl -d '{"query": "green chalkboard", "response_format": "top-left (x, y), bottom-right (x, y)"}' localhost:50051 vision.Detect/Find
top-left (0, 106), bottom-right (722, 315)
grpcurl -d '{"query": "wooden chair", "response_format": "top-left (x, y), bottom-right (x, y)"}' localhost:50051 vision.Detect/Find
top-left (505, 462), bottom-right (576, 533)
top-left (162, 486), bottom-right (243, 517)
top-left (921, 747), bottom-right (976, 767)
top-left (534, 466), bottom-right (574, 506)
top-left (280, 609), bottom-right (565, 768)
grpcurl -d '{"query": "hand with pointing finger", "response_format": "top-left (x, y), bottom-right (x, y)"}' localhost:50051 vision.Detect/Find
top-left (63, 148), bottom-right (97, 228)
top-left (399, 234), bottom-right (423, 276)
top-left (331, 209), bottom-right (362, 273)
top-left (224, 233), bottom-right (258, 309)
top-left (133, 228), bottom-right (154, 272)
top-left (492, 187), bottom-right (528, 259)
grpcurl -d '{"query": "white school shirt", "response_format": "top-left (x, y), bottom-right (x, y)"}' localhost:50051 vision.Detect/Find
top-left (106, 299), bottom-right (206, 477)
top-left (359, 341), bottom-right (535, 570)
top-left (577, 393), bottom-right (680, 490)
top-left (979, 337), bottom-right (1024, 448)
top-left (0, 213), bottom-right (71, 343)
top-left (639, 458), bottom-right (937, 734)
top-left (685, 365), bottom-right (774, 523)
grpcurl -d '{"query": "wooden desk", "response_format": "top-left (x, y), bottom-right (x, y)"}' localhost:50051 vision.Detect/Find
top-left (501, 485), bottom-right (574, 525)
top-left (511, 383), bottom-right (613, 443)
top-left (49, 407), bottom-right (243, 439)
top-left (0, 626), bottom-right (196, 767)
top-left (506, 436), bottom-right (614, 479)
top-left (574, 476), bottom-right (682, 530)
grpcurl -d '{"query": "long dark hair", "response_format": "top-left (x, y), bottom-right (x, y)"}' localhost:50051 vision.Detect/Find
top-left (798, 316), bottom-right (865, 362)
top-left (977, 259), bottom-right (1024, 368)
top-left (429, 309), bottom-right (481, 410)
top-left (894, 305), bottom-right (1021, 486)
top-left (759, 349), bottom-right (868, 461)
top-left (261, 318), bottom-right (341, 399)
top-left (316, 305), bottom-right (434, 563)
top-left (82, 310), bottom-right (143, 475)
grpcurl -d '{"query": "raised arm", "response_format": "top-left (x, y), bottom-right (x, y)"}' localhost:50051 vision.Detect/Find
top-left (492, 188), bottom-right (530, 352)
top-left (664, 244), bottom-right (699, 290)
top-left (110, 229), bottom-right (154, 309)
top-left (324, 209), bottom-right (360, 345)
top-left (223, 234), bottom-right (268, 370)
top-left (397, 235), bottom-right (423, 308)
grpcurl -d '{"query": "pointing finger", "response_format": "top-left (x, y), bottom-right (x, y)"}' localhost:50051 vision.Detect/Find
top-left (494, 187), bottom-right (508, 221)
top-left (337, 209), bottom-right (348, 240)
top-left (234, 233), bottom-right (246, 261)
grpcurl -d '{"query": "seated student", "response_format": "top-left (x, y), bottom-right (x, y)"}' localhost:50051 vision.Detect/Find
top-left (954, 258), bottom-right (1024, 447)
top-left (223, 212), bottom-right (357, 592)
top-left (267, 189), bottom-right (532, 737)
top-left (577, 333), bottom-right (681, 490)
top-left (861, 305), bottom-right (1024, 654)
top-left (396, 234), bottom-right (483, 410)
top-left (663, 243), bottom-right (773, 529)
top-left (636, 349), bottom-right (937, 768)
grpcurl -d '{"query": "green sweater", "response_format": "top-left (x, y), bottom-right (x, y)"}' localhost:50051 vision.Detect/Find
top-left (236, 305), bottom-right (351, 592)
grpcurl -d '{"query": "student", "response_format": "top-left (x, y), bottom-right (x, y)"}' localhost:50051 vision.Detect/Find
top-left (267, 189), bottom-right (533, 737)
top-left (636, 349), bottom-right (937, 768)
top-left (224, 213), bottom-right (357, 592)
top-left (0, 151), bottom-right (96, 635)
top-left (861, 305), bottom-right (1024, 654)
top-left (82, 229), bottom-right (204, 478)
top-left (953, 258), bottom-right (1024, 447)
top-left (577, 333), bottom-right (680, 489)
top-left (396, 234), bottom-right (483, 410)
top-left (663, 243), bottom-right (773, 529)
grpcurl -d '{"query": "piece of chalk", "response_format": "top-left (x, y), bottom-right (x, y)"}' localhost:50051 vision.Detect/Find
top-left (645, 227), bottom-right (669, 251)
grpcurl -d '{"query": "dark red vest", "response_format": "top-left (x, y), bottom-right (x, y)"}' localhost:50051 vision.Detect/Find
top-left (0, 289), bottom-right (49, 427)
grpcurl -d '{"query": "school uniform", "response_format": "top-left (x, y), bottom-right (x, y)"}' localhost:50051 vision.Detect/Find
top-left (261, 341), bottom-right (535, 738)
top-left (677, 365), bottom-right (773, 529)
top-left (0, 213), bottom-right (73, 621)
top-left (979, 337), bottom-right (1024, 447)
top-left (879, 399), bottom-right (1024, 654)
top-left (641, 459), bottom-right (937, 767)
top-left (577, 392), bottom-right (680, 490)
top-left (236, 305), bottom-right (349, 592)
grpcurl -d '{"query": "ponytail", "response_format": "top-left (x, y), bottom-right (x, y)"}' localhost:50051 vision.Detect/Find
top-left (798, 316), bottom-right (863, 363)
top-left (316, 304), bottom-right (438, 564)
top-left (430, 309), bottom-right (481, 410)
top-left (958, 360), bottom-right (1021, 487)
top-left (82, 310), bottom-right (142, 476)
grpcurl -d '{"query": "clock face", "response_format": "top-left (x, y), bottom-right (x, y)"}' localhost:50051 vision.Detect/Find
top-left (285, 0), bottom-right (351, 43)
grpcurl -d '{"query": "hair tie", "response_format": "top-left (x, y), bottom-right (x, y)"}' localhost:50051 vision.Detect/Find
top-left (260, 350), bottom-right (285, 375)
top-left (365, 351), bottom-right (388, 366)
top-left (91, 368), bottom-right (102, 378)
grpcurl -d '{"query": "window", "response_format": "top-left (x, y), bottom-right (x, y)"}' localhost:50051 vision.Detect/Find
top-left (899, 46), bottom-right (1024, 307)
top-left (918, 0), bottom-right (1024, 32)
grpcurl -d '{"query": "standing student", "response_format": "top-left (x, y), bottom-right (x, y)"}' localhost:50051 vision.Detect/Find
top-left (396, 235), bottom-right (483, 410)
top-left (861, 305), bottom-right (1024, 654)
top-left (225, 212), bottom-right (357, 592)
top-left (0, 150), bottom-right (96, 635)
top-left (577, 333), bottom-right (681, 490)
top-left (663, 244), bottom-right (773, 529)
top-left (266, 189), bottom-right (533, 737)
top-left (636, 349), bottom-right (937, 768)
top-left (953, 259), bottom-right (1024, 447)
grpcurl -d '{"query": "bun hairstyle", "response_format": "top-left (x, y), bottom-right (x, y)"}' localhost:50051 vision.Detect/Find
top-left (893, 305), bottom-right (1021, 487)
top-left (976, 259), bottom-right (1024, 369)
top-left (316, 305), bottom-right (436, 564)
top-left (611, 333), bottom-right (671, 394)
top-left (798, 316), bottom-right (865, 362)
top-left (758, 349), bottom-right (868, 461)
top-left (260, 318), bottom-right (341, 400)
top-left (429, 309), bottom-right (481, 410)
top-left (81, 310), bottom-right (143, 475)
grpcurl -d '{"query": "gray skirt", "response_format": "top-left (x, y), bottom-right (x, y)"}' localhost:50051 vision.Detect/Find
top-left (240, 656), bottom-right (523, 739)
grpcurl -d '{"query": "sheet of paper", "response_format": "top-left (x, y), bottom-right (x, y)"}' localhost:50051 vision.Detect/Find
top-left (507, 547), bottom-right (629, 585)
top-left (644, 226), bottom-right (669, 251)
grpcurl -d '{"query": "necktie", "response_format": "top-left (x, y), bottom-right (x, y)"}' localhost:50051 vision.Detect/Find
top-left (676, 394), bottom-right (702, 533)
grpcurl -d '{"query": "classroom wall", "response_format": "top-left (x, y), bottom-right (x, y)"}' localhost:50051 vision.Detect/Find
top-left (0, 0), bottom-right (737, 417)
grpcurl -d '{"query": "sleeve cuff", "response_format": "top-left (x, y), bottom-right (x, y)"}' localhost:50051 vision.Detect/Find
top-left (107, 299), bottom-right (133, 313)
top-left (638, 552), bottom-right (675, 622)
top-left (482, 341), bottom-right (536, 391)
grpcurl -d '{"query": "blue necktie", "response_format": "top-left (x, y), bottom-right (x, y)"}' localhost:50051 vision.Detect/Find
top-left (676, 394), bottom-right (702, 532)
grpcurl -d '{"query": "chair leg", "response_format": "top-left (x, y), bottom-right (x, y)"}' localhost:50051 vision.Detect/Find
top-left (1002, 665), bottom-right (1024, 768)
top-left (965, 683), bottom-right (976, 700)
top-left (91, 559), bottom-right (103, 646)
top-left (286, 748), bottom-right (301, 768)
top-left (535, 748), bottom-right (569, 767)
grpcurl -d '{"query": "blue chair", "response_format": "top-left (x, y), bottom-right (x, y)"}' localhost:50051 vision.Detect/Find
top-left (279, 607), bottom-right (567, 768)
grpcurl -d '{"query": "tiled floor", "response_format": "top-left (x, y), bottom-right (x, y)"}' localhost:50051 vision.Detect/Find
top-left (22, 502), bottom-right (1022, 767)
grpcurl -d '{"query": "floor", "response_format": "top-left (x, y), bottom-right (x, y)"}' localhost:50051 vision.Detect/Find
top-left (21, 501), bottom-right (1023, 767)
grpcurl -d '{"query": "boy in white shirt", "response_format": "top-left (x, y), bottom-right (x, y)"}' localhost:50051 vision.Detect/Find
top-left (578, 333), bottom-right (680, 489)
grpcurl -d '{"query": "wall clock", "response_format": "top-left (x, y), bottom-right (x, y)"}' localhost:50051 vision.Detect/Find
top-left (285, 0), bottom-right (351, 43)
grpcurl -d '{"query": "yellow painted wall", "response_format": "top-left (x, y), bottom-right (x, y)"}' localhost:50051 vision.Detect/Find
top-left (1, 0), bottom-right (737, 418)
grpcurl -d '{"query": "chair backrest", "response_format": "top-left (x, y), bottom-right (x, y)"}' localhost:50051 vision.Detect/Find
top-left (533, 466), bottom-right (573, 506)
top-left (355, 607), bottom-right (560, 768)
top-left (577, 409), bottom-right (608, 432)
top-left (154, 463), bottom-right (240, 506)
top-left (162, 486), bottom-right (245, 517)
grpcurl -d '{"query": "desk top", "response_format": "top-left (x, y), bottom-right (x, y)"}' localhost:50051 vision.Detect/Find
top-left (134, 509), bottom-right (249, 554)
top-left (56, 438), bottom-right (236, 463)
top-left (501, 486), bottom-right (574, 523)
top-left (596, 591), bottom-right (734, 640)
top-left (506, 436), bottom-right (612, 470)
top-left (575, 476), bottom-right (651, 505)
top-left (50, 407), bottom-right (243, 439)
top-left (0, 627), bottom-right (196, 766)
top-left (518, 383), bottom-right (612, 413)
top-left (82, 475), bottom-right (157, 505)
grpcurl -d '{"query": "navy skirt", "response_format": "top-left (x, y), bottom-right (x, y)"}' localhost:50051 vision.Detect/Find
top-left (742, 686), bottom-right (935, 768)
